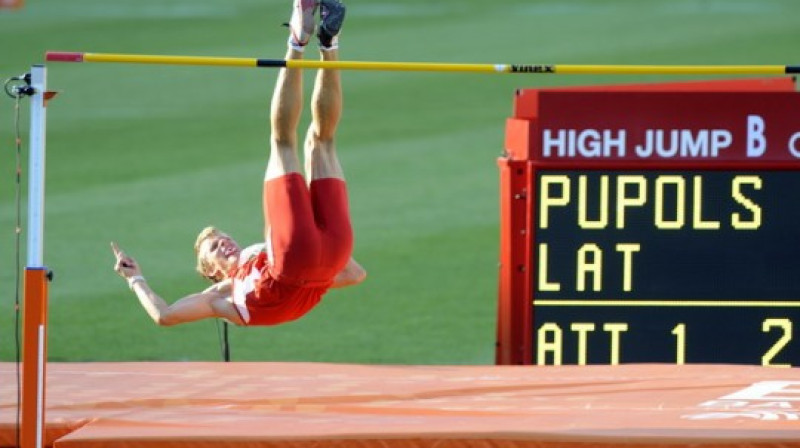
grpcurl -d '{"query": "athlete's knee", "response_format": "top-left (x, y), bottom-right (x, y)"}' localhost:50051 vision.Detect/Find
top-left (305, 128), bottom-right (336, 150)
top-left (271, 135), bottom-right (297, 153)
top-left (304, 134), bottom-right (339, 164)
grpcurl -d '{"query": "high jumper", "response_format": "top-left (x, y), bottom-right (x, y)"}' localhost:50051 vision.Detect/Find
top-left (111, 0), bottom-right (366, 327)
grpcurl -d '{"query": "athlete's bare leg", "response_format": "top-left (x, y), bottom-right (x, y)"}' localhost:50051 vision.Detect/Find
top-left (304, 48), bottom-right (344, 181)
top-left (266, 47), bottom-right (305, 181)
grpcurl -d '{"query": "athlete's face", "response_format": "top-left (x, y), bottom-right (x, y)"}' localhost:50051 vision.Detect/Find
top-left (197, 233), bottom-right (241, 280)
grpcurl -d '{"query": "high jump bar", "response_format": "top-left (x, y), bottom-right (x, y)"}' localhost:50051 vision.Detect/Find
top-left (46, 51), bottom-right (800, 75)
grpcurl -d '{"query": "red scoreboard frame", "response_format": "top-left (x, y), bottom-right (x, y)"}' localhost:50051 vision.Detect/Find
top-left (496, 77), bottom-right (800, 366)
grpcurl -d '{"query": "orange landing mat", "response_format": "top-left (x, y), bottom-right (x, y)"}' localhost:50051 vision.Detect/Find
top-left (1, 363), bottom-right (800, 448)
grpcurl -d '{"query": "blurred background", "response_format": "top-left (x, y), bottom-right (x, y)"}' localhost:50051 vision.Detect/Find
top-left (1, 0), bottom-right (797, 363)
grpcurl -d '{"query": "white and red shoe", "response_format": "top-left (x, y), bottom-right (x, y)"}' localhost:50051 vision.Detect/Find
top-left (285, 0), bottom-right (318, 48)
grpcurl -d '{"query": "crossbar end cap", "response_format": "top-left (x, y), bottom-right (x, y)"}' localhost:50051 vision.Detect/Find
top-left (45, 51), bottom-right (85, 63)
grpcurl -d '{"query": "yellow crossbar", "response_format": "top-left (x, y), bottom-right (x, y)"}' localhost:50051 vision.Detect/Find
top-left (45, 52), bottom-right (799, 75)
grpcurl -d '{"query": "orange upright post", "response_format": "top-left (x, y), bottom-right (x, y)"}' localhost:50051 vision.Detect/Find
top-left (21, 269), bottom-right (48, 448)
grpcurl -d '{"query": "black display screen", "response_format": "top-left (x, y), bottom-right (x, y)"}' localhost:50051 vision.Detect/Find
top-left (532, 170), bottom-right (800, 366)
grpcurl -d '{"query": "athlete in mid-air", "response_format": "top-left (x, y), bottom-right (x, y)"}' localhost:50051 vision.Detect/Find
top-left (111, 0), bottom-right (366, 326)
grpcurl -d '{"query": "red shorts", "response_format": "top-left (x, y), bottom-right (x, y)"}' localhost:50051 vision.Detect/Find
top-left (263, 173), bottom-right (353, 286)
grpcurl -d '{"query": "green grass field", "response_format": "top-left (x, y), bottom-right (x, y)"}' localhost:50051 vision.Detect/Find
top-left (1, 0), bottom-right (798, 363)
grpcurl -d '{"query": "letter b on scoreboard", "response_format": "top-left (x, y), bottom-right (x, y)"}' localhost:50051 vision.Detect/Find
top-left (497, 77), bottom-right (800, 366)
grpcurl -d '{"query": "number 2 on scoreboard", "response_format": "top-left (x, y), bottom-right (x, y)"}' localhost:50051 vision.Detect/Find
top-left (762, 318), bottom-right (792, 368)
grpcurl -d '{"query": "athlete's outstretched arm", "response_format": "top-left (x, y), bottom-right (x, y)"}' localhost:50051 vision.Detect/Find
top-left (111, 242), bottom-right (243, 326)
top-left (330, 257), bottom-right (366, 288)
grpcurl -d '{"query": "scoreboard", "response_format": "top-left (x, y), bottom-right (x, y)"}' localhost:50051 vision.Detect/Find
top-left (496, 77), bottom-right (800, 366)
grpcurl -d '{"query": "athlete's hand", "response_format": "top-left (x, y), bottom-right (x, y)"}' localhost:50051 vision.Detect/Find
top-left (111, 242), bottom-right (143, 279)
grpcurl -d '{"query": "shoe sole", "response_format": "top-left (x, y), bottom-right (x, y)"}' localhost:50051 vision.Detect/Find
top-left (319, 0), bottom-right (345, 35)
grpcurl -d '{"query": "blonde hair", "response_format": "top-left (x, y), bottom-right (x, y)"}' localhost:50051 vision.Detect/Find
top-left (194, 226), bottom-right (225, 282)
